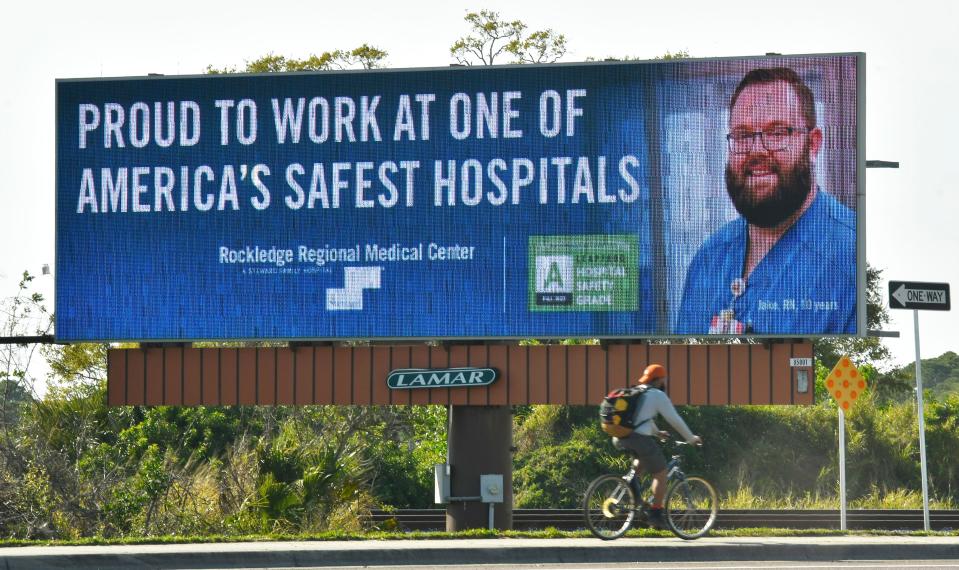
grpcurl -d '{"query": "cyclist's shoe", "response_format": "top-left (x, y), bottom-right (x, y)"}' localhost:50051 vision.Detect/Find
top-left (647, 508), bottom-right (667, 530)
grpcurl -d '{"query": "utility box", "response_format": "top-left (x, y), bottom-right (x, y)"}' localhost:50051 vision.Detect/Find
top-left (480, 474), bottom-right (504, 503)
top-left (434, 464), bottom-right (450, 504)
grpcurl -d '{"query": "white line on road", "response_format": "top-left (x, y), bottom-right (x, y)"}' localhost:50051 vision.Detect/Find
top-left (302, 560), bottom-right (959, 570)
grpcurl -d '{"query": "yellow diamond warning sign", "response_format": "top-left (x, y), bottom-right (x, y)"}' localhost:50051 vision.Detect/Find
top-left (826, 356), bottom-right (866, 411)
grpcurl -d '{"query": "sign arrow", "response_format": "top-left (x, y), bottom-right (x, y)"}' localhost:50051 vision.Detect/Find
top-left (889, 281), bottom-right (950, 311)
top-left (892, 284), bottom-right (908, 306)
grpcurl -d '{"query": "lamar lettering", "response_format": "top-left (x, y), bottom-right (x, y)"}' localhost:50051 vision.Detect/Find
top-left (387, 368), bottom-right (497, 389)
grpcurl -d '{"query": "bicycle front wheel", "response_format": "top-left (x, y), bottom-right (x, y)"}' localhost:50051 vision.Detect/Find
top-left (583, 474), bottom-right (637, 540)
top-left (664, 476), bottom-right (718, 539)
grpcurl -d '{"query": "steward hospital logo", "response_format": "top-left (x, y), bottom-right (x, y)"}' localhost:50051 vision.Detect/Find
top-left (326, 266), bottom-right (383, 310)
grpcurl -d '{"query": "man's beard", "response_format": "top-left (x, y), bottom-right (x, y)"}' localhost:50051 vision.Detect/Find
top-left (725, 153), bottom-right (812, 229)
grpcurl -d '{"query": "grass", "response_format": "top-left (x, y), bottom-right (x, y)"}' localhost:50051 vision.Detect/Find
top-left (721, 486), bottom-right (957, 510)
top-left (3, 485), bottom-right (954, 548)
top-left (1, 526), bottom-right (956, 547)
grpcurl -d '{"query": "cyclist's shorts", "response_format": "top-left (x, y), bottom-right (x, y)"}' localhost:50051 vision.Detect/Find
top-left (612, 433), bottom-right (666, 473)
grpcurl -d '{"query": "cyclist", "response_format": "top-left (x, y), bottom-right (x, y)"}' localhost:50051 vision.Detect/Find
top-left (612, 363), bottom-right (703, 529)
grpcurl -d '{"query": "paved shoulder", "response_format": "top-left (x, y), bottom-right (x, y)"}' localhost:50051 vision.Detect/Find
top-left (2, 536), bottom-right (958, 569)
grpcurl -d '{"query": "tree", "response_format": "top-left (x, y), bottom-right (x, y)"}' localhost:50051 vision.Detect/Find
top-left (511, 29), bottom-right (568, 65)
top-left (588, 49), bottom-right (691, 62)
top-left (0, 379), bottom-right (31, 429)
top-left (815, 264), bottom-right (891, 369)
top-left (450, 10), bottom-right (567, 66)
top-left (656, 49), bottom-right (690, 60)
top-left (42, 343), bottom-right (108, 395)
top-left (0, 271), bottom-right (52, 402)
top-left (207, 44), bottom-right (388, 74)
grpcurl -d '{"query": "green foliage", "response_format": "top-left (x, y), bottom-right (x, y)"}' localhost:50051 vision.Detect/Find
top-left (248, 411), bottom-right (375, 532)
top-left (681, 404), bottom-right (837, 495)
top-left (656, 50), bottom-right (691, 60)
top-left (511, 29), bottom-right (568, 65)
top-left (587, 50), bottom-right (691, 62)
top-left (1, 271), bottom-right (52, 405)
top-left (0, 379), bottom-right (32, 427)
top-left (513, 406), bottom-right (627, 507)
top-left (366, 406), bottom-right (448, 508)
top-left (206, 44), bottom-right (388, 74)
top-left (43, 343), bottom-right (108, 391)
top-left (0, 357), bottom-right (452, 539)
top-left (101, 444), bottom-right (171, 536)
top-left (13, 525), bottom-right (959, 547)
top-left (514, 434), bottom-right (624, 508)
top-left (512, 397), bottom-right (959, 511)
top-left (450, 10), bottom-right (566, 66)
top-left (815, 265), bottom-right (891, 369)
top-left (0, 460), bottom-right (56, 537)
top-left (128, 406), bottom-right (256, 462)
top-left (923, 394), bottom-right (959, 498)
top-left (885, 351), bottom-right (959, 400)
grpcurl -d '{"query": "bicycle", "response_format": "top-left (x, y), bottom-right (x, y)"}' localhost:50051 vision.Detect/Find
top-left (582, 441), bottom-right (718, 540)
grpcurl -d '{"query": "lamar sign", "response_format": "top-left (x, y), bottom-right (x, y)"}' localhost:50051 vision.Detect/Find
top-left (387, 368), bottom-right (498, 389)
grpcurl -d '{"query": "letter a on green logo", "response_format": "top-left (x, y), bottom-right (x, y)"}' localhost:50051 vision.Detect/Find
top-left (544, 261), bottom-right (566, 289)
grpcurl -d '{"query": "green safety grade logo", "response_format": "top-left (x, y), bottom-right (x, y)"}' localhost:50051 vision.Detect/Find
top-left (528, 235), bottom-right (638, 311)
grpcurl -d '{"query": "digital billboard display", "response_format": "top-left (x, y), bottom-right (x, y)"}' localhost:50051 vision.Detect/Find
top-left (55, 53), bottom-right (863, 342)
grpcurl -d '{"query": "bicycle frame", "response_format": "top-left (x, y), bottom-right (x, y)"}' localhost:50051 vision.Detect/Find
top-left (622, 454), bottom-right (686, 513)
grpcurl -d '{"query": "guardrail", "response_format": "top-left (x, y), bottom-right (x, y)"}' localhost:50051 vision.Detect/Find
top-left (369, 509), bottom-right (959, 531)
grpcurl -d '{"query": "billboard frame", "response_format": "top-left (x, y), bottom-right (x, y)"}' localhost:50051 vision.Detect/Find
top-left (55, 51), bottom-right (866, 343)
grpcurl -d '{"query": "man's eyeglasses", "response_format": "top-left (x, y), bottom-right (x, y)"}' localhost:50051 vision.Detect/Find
top-left (726, 126), bottom-right (808, 154)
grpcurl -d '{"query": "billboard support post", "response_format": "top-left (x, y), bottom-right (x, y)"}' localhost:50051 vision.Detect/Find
top-left (446, 405), bottom-right (512, 531)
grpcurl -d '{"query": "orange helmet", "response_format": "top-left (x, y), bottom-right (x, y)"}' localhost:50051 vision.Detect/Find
top-left (638, 364), bottom-right (667, 385)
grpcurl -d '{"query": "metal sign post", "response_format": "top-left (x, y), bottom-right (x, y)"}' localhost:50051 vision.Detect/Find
top-left (838, 407), bottom-right (847, 531)
top-left (913, 309), bottom-right (931, 531)
top-left (889, 279), bottom-right (949, 532)
top-left (825, 356), bottom-right (865, 532)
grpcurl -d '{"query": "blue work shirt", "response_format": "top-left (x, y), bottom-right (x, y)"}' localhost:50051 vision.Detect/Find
top-left (674, 189), bottom-right (856, 335)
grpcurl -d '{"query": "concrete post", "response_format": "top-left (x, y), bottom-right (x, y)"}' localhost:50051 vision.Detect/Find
top-left (445, 405), bottom-right (512, 531)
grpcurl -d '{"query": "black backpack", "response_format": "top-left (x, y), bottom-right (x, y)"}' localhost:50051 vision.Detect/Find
top-left (599, 385), bottom-right (649, 438)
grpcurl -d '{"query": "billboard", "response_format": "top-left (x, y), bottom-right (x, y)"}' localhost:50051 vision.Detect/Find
top-left (56, 53), bottom-right (864, 342)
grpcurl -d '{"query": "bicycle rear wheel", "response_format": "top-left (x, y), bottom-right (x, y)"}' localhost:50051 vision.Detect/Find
top-left (664, 476), bottom-right (718, 539)
top-left (583, 474), bottom-right (637, 540)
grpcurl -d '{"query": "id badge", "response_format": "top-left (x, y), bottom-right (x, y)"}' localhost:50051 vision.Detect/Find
top-left (709, 309), bottom-right (745, 335)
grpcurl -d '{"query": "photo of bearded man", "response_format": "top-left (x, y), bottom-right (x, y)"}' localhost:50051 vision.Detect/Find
top-left (674, 66), bottom-right (856, 335)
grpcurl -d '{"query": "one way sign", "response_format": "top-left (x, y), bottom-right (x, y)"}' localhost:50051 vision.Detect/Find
top-left (888, 281), bottom-right (951, 311)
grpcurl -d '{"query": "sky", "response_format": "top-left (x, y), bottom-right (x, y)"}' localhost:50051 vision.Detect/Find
top-left (2, 0), bottom-right (956, 382)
